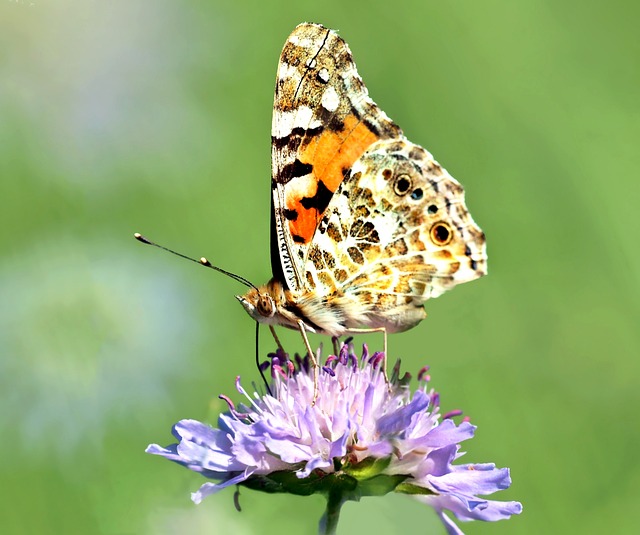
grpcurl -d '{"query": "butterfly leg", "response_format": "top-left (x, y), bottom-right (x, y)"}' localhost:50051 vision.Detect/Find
top-left (296, 320), bottom-right (319, 405)
top-left (268, 325), bottom-right (286, 353)
top-left (345, 327), bottom-right (389, 383)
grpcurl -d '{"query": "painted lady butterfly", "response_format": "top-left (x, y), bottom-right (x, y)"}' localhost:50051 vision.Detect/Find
top-left (237, 23), bottom-right (487, 383)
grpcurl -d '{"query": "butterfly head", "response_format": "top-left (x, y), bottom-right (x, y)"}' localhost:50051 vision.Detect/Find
top-left (237, 288), bottom-right (275, 322)
top-left (237, 278), bottom-right (323, 333)
top-left (236, 279), bottom-right (292, 326)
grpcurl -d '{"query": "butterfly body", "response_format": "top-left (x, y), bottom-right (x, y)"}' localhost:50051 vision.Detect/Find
top-left (238, 23), bottom-right (486, 349)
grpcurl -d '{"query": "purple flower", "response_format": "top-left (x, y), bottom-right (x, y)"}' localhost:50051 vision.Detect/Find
top-left (147, 342), bottom-right (522, 534)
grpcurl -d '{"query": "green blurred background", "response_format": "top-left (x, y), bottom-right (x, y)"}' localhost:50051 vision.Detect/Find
top-left (2, 0), bottom-right (638, 533)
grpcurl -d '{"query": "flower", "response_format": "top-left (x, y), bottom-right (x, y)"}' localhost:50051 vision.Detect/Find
top-left (147, 342), bottom-right (522, 534)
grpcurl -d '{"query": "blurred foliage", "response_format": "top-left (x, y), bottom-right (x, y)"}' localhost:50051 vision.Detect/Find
top-left (1, 0), bottom-right (638, 533)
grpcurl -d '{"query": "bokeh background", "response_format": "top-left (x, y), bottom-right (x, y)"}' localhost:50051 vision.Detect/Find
top-left (2, 0), bottom-right (638, 533)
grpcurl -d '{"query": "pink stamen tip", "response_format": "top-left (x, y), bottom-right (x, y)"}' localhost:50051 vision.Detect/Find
top-left (218, 394), bottom-right (235, 411)
top-left (273, 365), bottom-right (288, 380)
top-left (369, 352), bottom-right (384, 368)
top-left (235, 376), bottom-right (244, 393)
top-left (325, 355), bottom-right (338, 366)
top-left (339, 344), bottom-right (349, 364)
top-left (443, 409), bottom-right (463, 420)
top-left (418, 366), bottom-right (430, 381)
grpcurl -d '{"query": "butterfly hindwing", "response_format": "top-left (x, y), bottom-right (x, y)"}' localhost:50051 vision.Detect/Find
top-left (301, 139), bottom-right (487, 333)
top-left (271, 23), bottom-right (402, 292)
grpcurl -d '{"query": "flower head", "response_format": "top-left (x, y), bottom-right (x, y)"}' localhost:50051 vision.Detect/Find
top-left (147, 342), bottom-right (522, 534)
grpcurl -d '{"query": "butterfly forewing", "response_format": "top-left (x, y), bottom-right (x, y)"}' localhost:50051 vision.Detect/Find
top-left (271, 23), bottom-right (402, 292)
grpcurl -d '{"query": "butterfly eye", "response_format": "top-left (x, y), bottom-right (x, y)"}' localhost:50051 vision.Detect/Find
top-left (427, 204), bottom-right (438, 214)
top-left (256, 295), bottom-right (275, 318)
top-left (430, 222), bottom-right (453, 246)
top-left (393, 174), bottom-right (412, 196)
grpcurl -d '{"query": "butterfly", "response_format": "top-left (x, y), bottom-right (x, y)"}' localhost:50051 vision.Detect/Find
top-left (236, 23), bottom-right (487, 390)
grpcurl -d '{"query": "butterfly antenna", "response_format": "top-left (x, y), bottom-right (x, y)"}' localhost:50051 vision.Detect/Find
top-left (134, 233), bottom-right (257, 290)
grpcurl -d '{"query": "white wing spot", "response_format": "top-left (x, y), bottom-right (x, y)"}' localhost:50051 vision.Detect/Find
top-left (278, 62), bottom-right (299, 82)
top-left (288, 34), bottom-right (316, 49)
top-left (321, 85), bottom-right (340, 113)
top-left (272, 106), bottom-right (322, 138)
top-left (317, 67), bottom-right (330, 84)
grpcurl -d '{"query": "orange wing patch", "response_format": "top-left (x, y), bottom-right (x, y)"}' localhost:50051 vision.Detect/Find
top-left (285, 114), bottom-right (381, 245)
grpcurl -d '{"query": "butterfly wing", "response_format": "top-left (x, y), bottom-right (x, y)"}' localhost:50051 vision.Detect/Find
top-left (302, 139), bottom-right (487, 334)
top-left (271, 23), bottom-right (402, 292)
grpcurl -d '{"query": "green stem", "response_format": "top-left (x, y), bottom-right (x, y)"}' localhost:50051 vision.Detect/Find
top-left (319, 490), bottom-right (345, 535)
